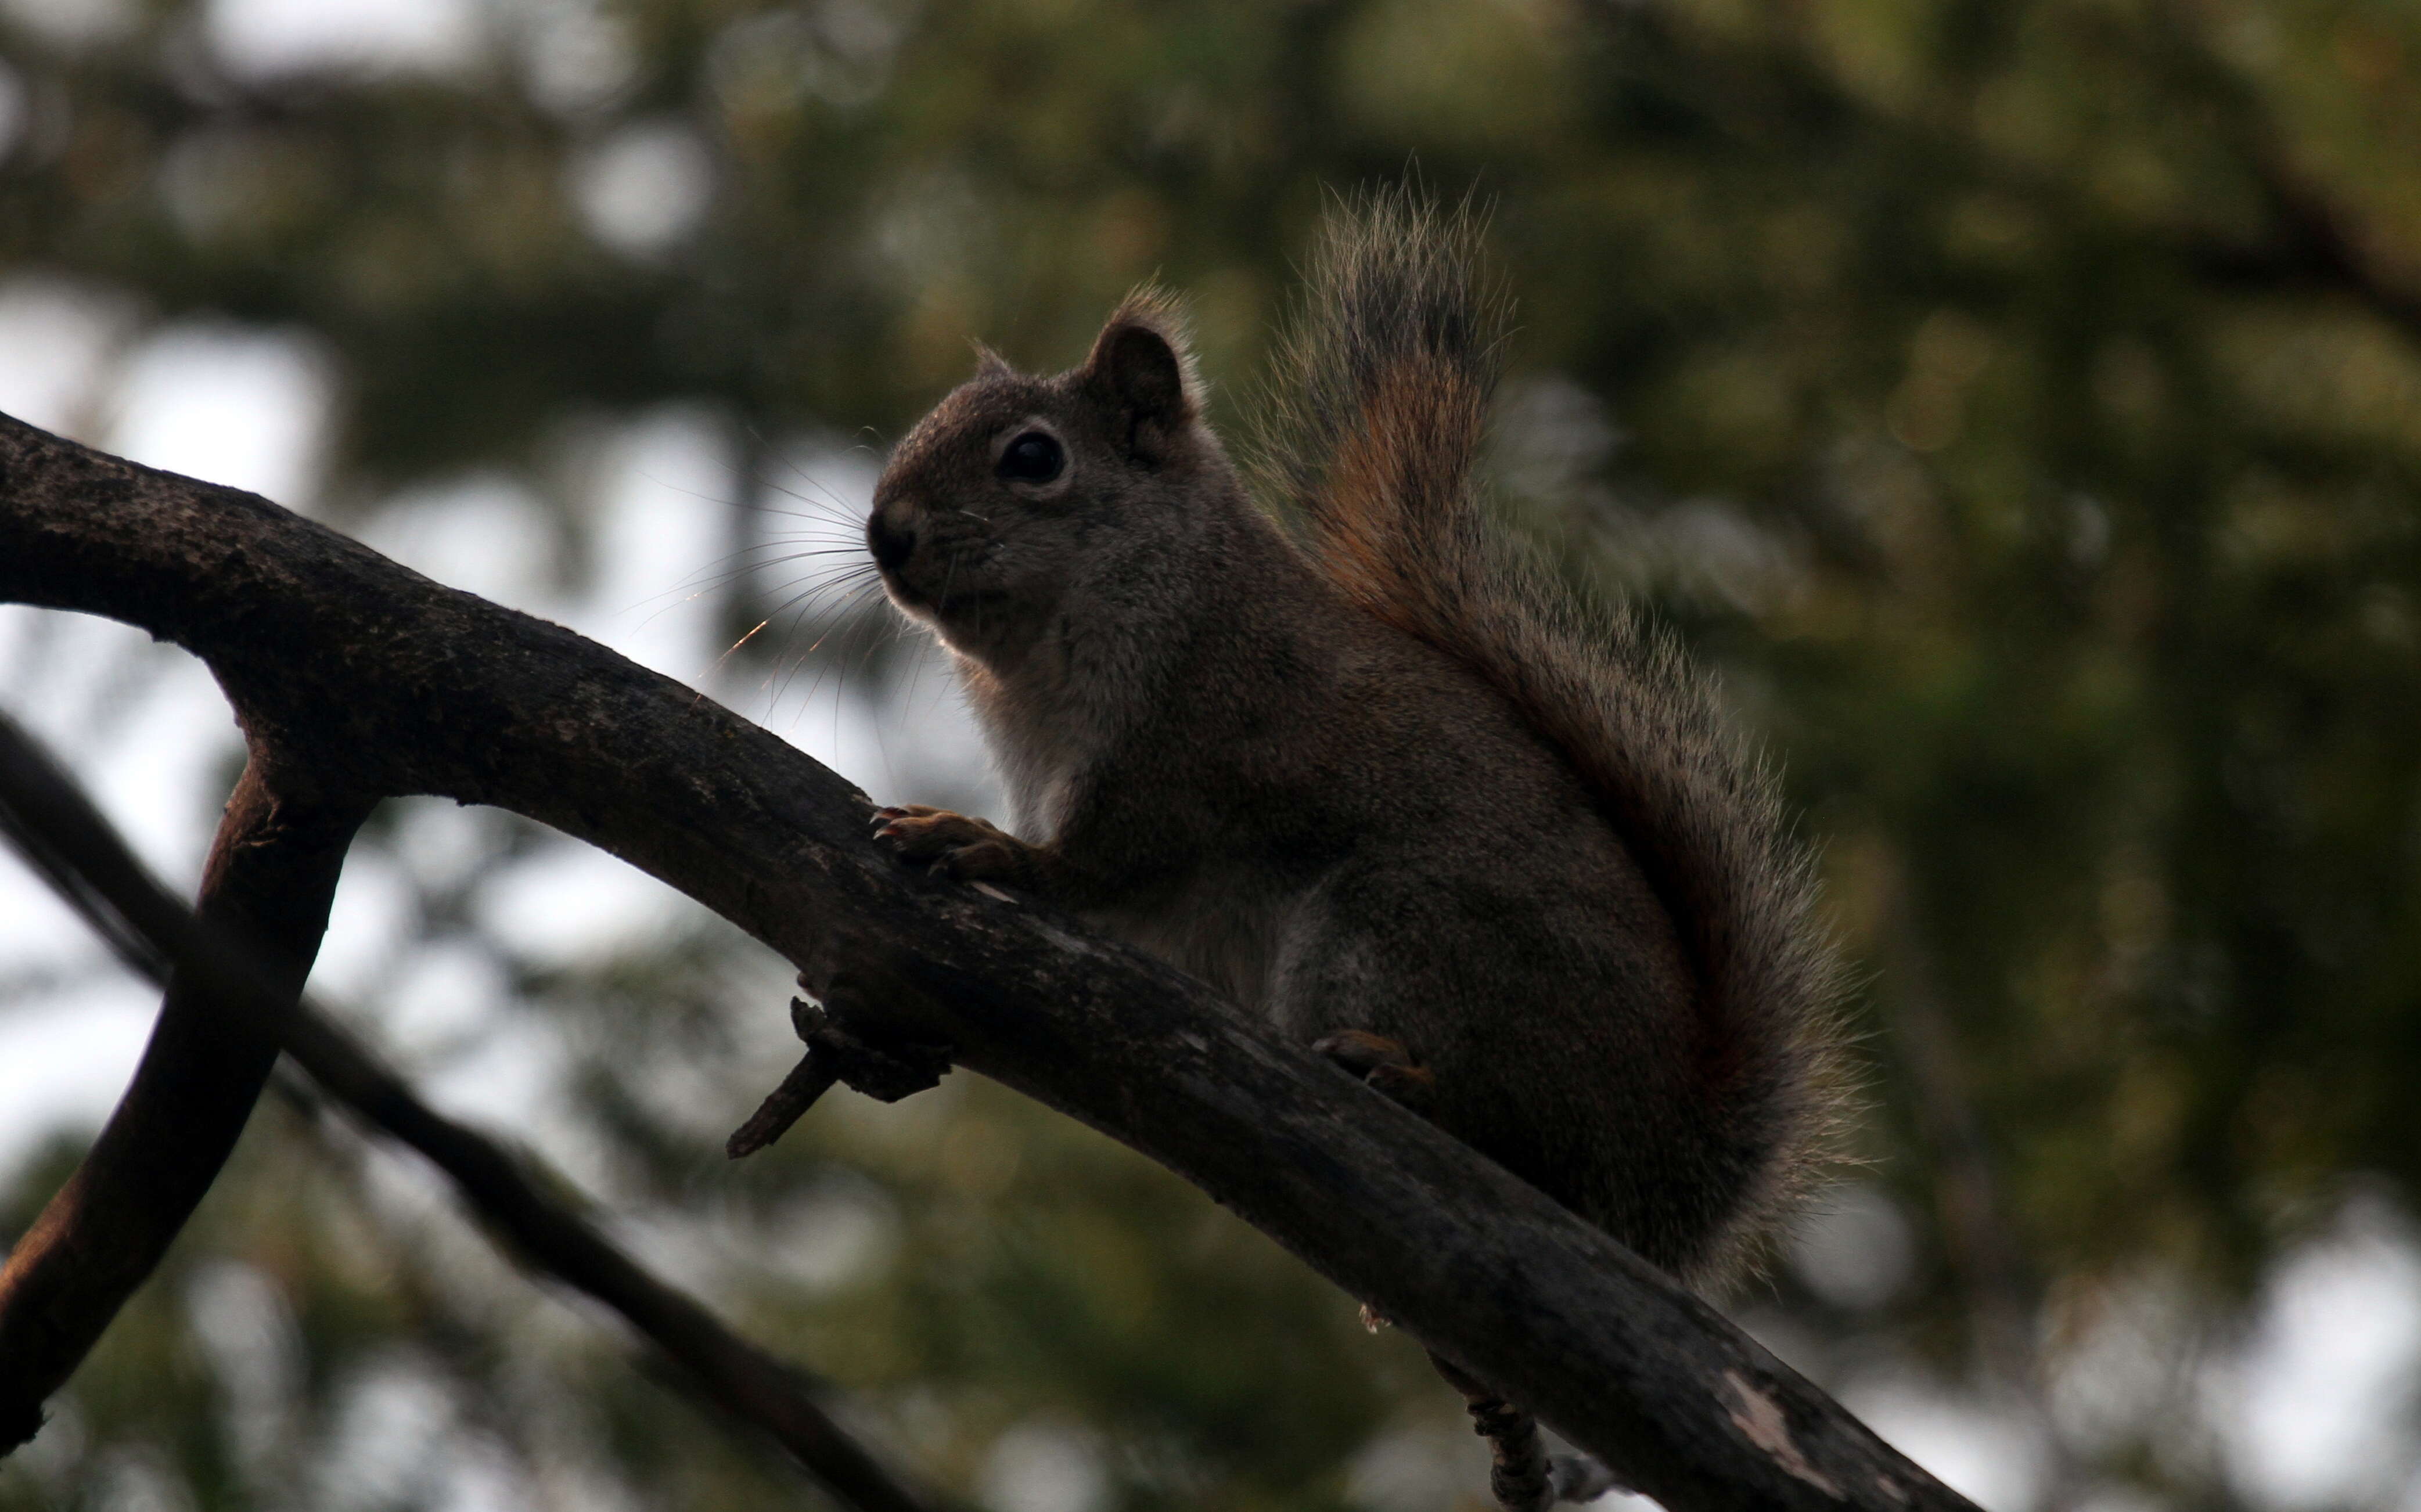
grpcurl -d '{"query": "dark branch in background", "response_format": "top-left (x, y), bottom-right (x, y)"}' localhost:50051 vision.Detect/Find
top-left (1587, 0), bottom-right (2421, 350)
top-left (0, 752), bottom-right (364, 1449)
top-left (0, 411), bottom-right (1982, 1512)
top-left (2141, 1), bottom-right (2421, 348)
top-left (1875, 854), bottom-right (2080, 1509)
top-left (0, 711), bottom-right (941, 1512)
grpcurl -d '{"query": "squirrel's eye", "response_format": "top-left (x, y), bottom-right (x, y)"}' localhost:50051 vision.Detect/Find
top-left (997, 431), bottom-right (1065, 484)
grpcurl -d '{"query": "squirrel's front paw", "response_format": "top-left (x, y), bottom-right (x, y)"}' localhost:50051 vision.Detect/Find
top-left (871, 805), bottom-right (1035, 884)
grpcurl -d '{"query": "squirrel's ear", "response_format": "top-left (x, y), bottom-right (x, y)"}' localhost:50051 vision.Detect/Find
top-left (1080, 290), bottom-right (1198, 463)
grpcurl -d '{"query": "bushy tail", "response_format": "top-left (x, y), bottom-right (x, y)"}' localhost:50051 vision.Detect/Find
top-left (1256, 188), bottom-right (1847, 1276)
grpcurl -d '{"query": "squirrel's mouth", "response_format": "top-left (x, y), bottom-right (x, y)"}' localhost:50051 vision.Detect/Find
top-left (875, 567), bottom-right (937, 620)
top-left (876, 564), bottom-right (985, 638)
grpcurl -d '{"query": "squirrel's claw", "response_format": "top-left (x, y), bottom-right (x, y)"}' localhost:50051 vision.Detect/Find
top-left (870, 803), bottom-right (940, 833)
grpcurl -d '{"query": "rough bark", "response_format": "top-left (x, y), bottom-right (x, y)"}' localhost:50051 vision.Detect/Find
top-left (0, 411), bottom-right (1982, 1512)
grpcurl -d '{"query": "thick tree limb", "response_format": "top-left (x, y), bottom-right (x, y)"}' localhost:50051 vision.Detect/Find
top-left (0, 411), bottom-right (1981, 1511)
top-left (0, 710), bottom-right (941, 1512)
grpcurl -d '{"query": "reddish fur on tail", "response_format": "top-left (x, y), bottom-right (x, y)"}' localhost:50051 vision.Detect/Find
top-left (1255, 189), bottom-right (1847, 1280)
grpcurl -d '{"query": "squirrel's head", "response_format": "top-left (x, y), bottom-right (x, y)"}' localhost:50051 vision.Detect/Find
top-left (869, 291), bottom-right (1232, 670)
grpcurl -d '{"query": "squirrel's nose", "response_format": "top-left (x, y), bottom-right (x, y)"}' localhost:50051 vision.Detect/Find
top-left (867, 512), bottom-right (916, 573)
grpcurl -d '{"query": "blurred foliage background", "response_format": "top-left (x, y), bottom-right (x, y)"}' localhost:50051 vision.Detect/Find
top-left (3, 0), bottom-right (2421, 1509)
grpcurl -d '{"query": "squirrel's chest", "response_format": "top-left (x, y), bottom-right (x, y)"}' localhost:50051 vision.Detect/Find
top-left (959, 661), bottom-right (1103, 837)
top-left (983, 719), bottom-right (1088, 839)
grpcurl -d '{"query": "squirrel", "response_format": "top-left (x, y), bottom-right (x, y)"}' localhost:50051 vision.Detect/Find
top-left (863, 189), bottom-right (1846, 1499)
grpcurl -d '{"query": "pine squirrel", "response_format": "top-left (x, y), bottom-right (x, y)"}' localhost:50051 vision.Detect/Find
top-left (865, 192), bottom-right (1844, 1302)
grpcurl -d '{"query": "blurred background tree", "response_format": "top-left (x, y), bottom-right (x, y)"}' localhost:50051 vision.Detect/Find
top-left (2, 1), bottom-right (2419, 1509)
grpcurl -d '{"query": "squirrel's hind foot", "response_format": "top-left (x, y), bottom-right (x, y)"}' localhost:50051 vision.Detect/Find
top-left (1312, 1028), bottom-right (1436, 1112)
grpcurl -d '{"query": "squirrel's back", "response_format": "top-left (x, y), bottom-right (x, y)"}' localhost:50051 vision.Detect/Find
top-left (1256, 192), bottom-right (1848, 1282)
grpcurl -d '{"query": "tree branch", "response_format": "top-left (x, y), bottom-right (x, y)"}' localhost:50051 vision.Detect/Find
top-left (1589, 0), bottom-right (2421, 351)
top-left (0, 710), bottom-right (942, 1512)
top-left (0, 411), bottom-right (1980, 1511)
top-left (0, 748), bottom-right (365, 1448)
